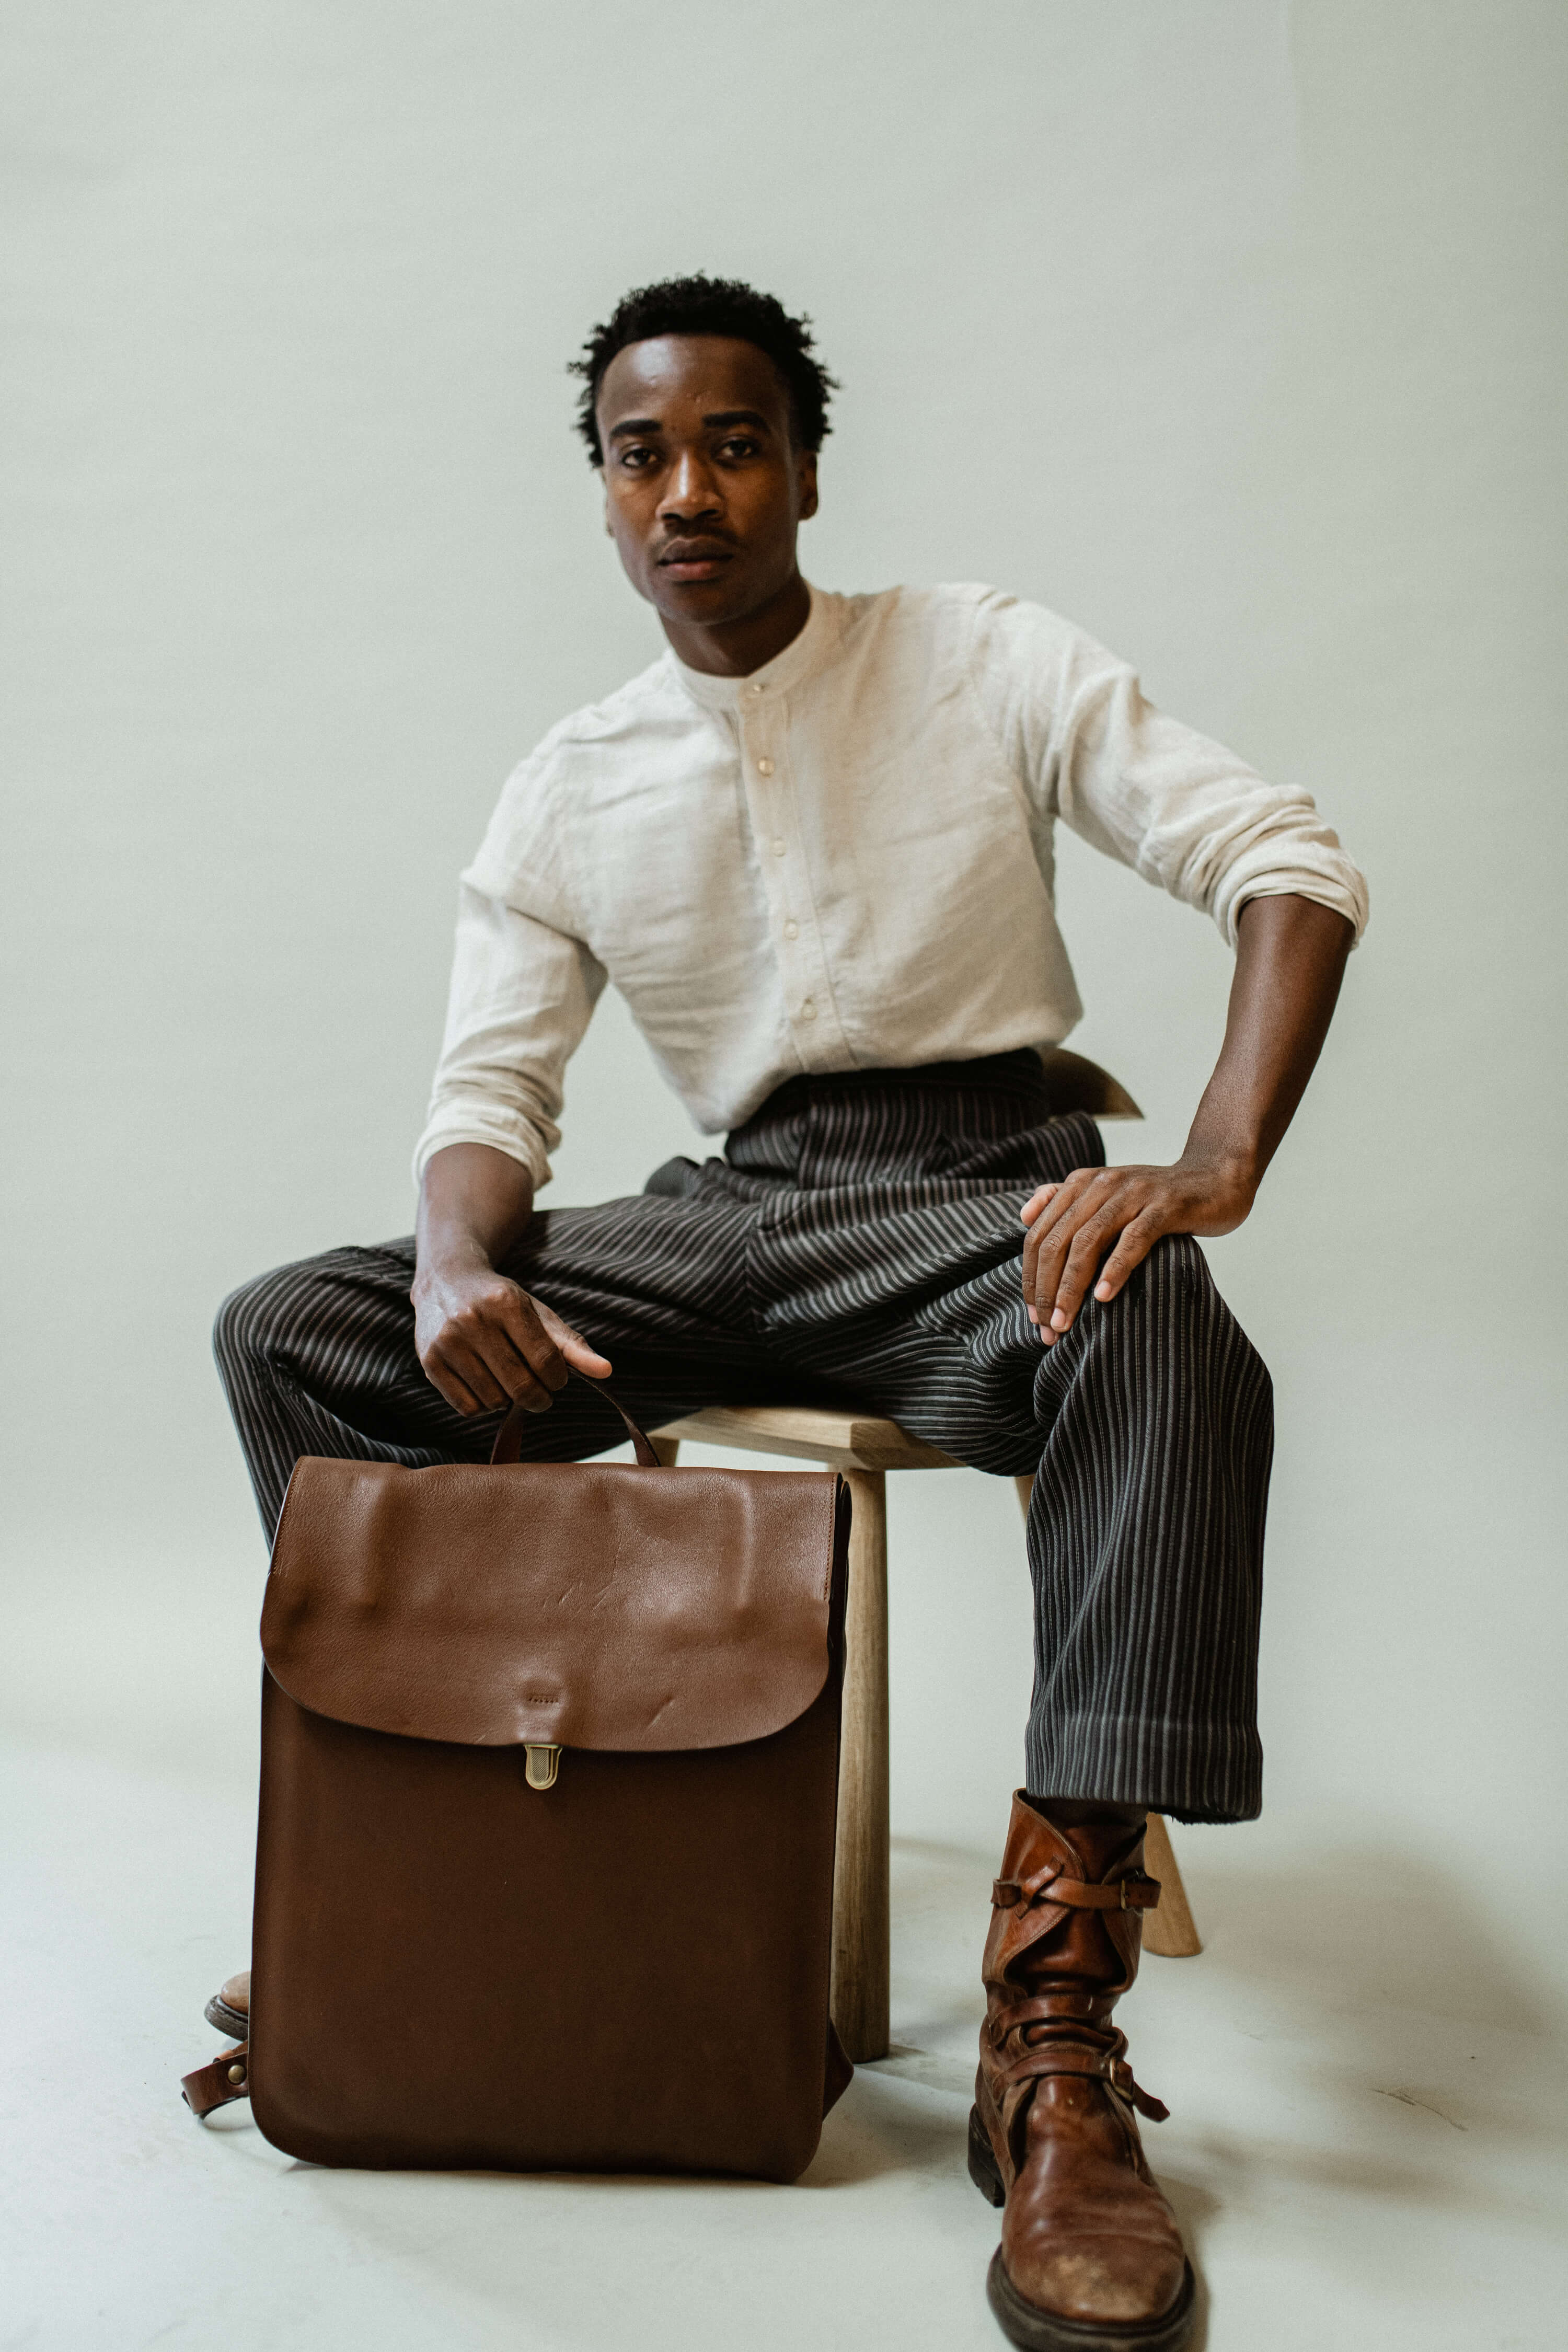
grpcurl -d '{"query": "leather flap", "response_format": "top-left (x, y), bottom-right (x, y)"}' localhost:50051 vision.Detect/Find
top-left (261, 1457), bottom-right (844, 1751)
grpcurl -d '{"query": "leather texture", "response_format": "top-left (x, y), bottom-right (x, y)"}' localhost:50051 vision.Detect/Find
top-left (975, 1795), bottom-right (1194, 2347)
top-left (182, 2045), bottom-right (249, 2118)
top-left (237, 1391), bottom-right (851, 2183)
top-left (262, 1458), bottom-right (840, 1754)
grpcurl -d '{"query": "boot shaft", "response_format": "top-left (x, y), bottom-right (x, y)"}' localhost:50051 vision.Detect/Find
top-left (983, 1793), bottom-right (1155, 2016)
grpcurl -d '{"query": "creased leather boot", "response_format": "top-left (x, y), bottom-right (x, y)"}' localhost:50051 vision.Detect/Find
top-left (204, 1971), bottom-right (249, 2040)
top-left (970, 1794), bottom-right (1194, 2350)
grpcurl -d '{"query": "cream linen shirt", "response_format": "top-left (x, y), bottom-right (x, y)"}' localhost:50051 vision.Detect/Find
top-left (416, 583), bottom-right (1367, 1190)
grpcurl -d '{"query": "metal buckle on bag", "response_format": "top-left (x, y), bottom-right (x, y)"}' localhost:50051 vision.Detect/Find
top-left (524, 1743), bottom-right (562, 1791)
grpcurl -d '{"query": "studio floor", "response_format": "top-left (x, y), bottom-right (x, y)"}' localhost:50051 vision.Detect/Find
top-left (5, 1724), bottom-right (1565, 2352)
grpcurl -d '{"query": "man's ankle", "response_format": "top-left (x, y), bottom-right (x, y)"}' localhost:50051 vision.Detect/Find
top-left (1024, 1793), bottom-right (1147, 1834)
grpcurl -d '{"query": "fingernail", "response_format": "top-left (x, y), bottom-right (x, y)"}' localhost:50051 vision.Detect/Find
top-left (1026, 1306), bottom-right (1038, 1324)
top-left (1051, 1309), bottom-right (1069, 1331)
top-left (1094, 1282), bottom-right (1111, 1300)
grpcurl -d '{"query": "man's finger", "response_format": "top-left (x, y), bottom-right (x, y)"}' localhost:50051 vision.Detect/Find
top-left (446, 1304), bottom-right (561, 1407)
top-left (428, 1338), bottom-right (517, 1415)
top-left (1091, 1212), bottom-right (1162, 1302)
top-left (1048, 1213), bottom-right (1122, 1331)
top-left (1021, 1173), bottom-right (1094, 1303)
top-left (490, 1289), bottom-right (572, 1392)
top-left (1029, 1186), bottom-right (1105, 1320)
top-left (534, 1299), bottom-right (614, 1379)
top-left (422, 1355), bottom-right (497, 1419)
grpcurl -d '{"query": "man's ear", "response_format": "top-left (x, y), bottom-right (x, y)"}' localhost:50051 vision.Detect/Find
top-left (797, 449), bottom-right (820, 522)
top-left (602, 480), bottom-right (614, 535)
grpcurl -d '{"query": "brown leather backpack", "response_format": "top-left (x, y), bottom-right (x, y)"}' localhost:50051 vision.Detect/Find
top-left (182, 1384), bottom-right (854, 2182)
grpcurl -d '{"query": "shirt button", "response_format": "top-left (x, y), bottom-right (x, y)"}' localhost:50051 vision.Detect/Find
top-left (755, 756), bottom-right (775, 776)
top-left (783, 918), bottom-right (799, 940)
top-left (746, 682), bottom-right (764, 697)
top-left (801, 998), bottom-right (817, 1021)
top-left (771, 837), bottom-right (786, 856)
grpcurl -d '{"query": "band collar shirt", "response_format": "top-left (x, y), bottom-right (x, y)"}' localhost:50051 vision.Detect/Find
top-left (416, 582), bottom-right (1367, 1189)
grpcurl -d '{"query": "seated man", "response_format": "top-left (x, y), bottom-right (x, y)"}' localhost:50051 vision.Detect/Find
top-left (213, 275), bottom-right (1365, 2351)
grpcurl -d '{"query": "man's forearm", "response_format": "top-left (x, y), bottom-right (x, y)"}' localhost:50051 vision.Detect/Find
top-left (415, 1143), bottom-right (536, 1283)
top-left (1181, 893), bottom-right (1354, 1188)
top-left (1020, 890), bottom-right (1355, 1339)
top-left (411, 1143), bottom-right (610, 1414)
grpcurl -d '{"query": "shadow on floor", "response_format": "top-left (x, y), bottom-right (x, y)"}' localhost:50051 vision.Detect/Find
top-left (1181, 1838), bottom-right (1554, 2039)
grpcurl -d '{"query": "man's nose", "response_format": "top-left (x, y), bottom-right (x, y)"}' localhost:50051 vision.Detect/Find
top-left (658, 448), bottom-right (723, 525)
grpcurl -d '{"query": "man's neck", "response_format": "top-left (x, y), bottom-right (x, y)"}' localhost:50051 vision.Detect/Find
top-left (660, 570), bottom-right (811, 678)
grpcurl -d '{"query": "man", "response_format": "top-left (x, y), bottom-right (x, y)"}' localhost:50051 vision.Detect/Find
top-left (214, 275), bottom-right (1364, 2350)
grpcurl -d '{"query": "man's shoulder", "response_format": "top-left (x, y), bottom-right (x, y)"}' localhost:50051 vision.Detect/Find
top-left (832, 580), bottom-right (1082, 659)
top-left (526, 653), bottom-right (694, 771)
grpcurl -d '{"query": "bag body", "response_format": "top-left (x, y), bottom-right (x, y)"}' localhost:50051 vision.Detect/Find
top-left (244, 1421), bottom-right (851, 2183)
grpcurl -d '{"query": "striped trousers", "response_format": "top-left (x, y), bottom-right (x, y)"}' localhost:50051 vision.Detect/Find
top-left (215, 1054), bottom-right (1272, 1823)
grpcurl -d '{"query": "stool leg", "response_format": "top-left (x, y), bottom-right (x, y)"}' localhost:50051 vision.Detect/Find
top-left (1140, 1811), bottom-right (1202, 1956)
top-left (832, 1466), bottom-right (891, 2063)
top-left (1012, 1471), bottom-right (1202, 1957)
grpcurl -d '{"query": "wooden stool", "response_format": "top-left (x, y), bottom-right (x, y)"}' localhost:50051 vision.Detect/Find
top-left (649, 1048), bottom-right (1201, 2064)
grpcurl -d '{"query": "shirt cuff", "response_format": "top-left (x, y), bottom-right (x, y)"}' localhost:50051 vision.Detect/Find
top-left (1214, 858), bottom-right (1369, 949)
top-left (412, 1115), bottom-right (553, 1196)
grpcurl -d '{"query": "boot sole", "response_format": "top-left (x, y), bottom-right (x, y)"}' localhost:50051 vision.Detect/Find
top-left (204, 1994), bottom-right (248, 2040)
top-left (967, 2108), bottom-right (1196, 2352)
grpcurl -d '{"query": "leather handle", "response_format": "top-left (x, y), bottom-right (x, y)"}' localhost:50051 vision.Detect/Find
top-left (181, 2043), bottom-right (251, 2119)
top-left (490, 1366), bottom-right (663, 1469)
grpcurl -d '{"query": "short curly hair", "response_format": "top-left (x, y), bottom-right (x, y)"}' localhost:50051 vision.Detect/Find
top-left (569, 274), bottom-right (837, 467)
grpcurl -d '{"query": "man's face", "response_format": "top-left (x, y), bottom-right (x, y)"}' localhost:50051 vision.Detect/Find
top-left (596, 335), bottom-right (818, 629)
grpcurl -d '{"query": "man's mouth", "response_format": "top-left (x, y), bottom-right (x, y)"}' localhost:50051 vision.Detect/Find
top-left (658, 542), bottom-right (736, 581)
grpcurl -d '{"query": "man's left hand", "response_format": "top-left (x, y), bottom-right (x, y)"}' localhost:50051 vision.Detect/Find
top-left (1020, 1156), bottom-right (1255, 1343)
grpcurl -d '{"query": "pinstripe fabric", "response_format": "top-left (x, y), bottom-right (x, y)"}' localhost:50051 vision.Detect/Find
top-left (215, 1052), bottom-right (1271, 1822)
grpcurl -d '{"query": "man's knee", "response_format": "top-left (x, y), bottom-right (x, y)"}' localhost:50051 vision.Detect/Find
top-left (213, 1254), bottom-right (339, 1396)
top-left (1049, 1230), bottom-right (1269, 1395)
top-left (1123, 1231), bottom-right (1271, 1399)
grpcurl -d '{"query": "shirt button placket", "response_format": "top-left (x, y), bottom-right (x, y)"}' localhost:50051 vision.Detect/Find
top-left (741, 695), bottom-right (820, 1055)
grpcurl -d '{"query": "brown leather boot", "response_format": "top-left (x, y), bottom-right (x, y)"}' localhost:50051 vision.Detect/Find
top-left (970, 1795), bottom-right (1194, 2350)
top-left (204, 1970), bottom-right (249, 2040)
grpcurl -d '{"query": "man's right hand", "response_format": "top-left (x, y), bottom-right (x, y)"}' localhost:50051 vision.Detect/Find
top-left (412, 1142), bottom-right (612, 1417)
top-left (413, 1259), bottom-right (612, 1418)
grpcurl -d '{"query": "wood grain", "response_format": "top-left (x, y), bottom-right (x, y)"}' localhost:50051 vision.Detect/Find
top-left (829, 1467), bottom-right (891, 2062)
top-left (1140, 1811), bottom-right (1202, 1956)
top-left (652, 1402), bottom-right (955, 1474)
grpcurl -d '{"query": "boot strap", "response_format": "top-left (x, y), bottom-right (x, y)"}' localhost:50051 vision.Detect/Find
top-left (993, 1869), bottom-right (1161, 1913)
top-left (181, 2043), bottom-right (250, 2119)
top-left (997, 2038), bottom-right (1170, 2124)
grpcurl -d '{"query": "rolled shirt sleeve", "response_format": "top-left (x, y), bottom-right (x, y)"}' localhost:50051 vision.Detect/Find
top-left (412, 882), bottom-right (606, 1192)
top-left (970, 591), bottom-right (1369, 946)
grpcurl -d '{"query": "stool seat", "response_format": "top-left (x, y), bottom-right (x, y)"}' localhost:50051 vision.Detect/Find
top-left (652, 1403), bottom-right (957, 1473)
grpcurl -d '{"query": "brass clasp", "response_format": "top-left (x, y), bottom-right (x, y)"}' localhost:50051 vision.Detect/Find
top-left (523, 1743), bottom-right (562, 1791)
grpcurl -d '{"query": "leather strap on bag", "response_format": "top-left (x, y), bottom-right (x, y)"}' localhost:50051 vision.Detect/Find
top-left (491, 1369), bottom-right (663, 1468)
top-left (182, 2044), bottom-right (251, 2119)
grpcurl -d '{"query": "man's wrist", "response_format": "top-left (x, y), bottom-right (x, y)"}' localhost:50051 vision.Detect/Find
top-left (1176, 1142), bottom-right (1262, 1201)
top-left (412, 1235), bottom-right (497, 1295)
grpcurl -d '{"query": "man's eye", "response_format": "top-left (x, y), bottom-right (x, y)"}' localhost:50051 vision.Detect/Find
top-left (718, 437), bottom-right (759, 460)
top-left (618, 446), bottom-right (656, 468)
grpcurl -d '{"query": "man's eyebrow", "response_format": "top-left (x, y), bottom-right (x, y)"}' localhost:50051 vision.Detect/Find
top-left (605, 408), bottom-right (775, 441)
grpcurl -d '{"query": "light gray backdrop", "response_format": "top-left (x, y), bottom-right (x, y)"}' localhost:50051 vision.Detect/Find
top-left (5, 2), bottom-right (1564, 2021)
